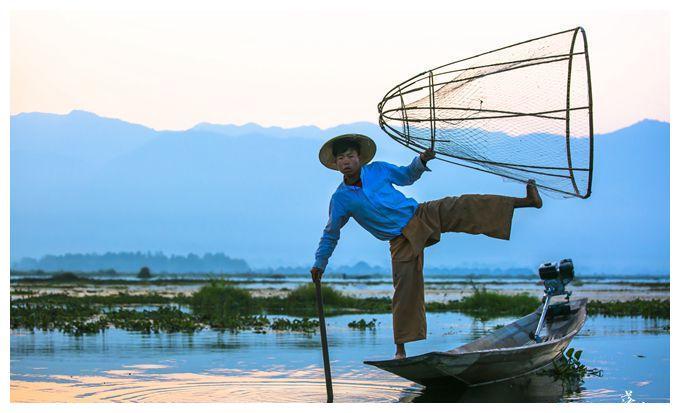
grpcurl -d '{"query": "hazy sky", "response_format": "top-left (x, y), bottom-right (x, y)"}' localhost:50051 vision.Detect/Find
top-left (10, 9), bottom-right (669, 132)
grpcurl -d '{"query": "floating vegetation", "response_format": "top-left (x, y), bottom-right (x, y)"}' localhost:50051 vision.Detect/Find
top-left (261, 283), bottom-right (390, 316)
top-left (348, 318), bottom-right (377, 330)
top-left (9, 282), bottom-right (670, 337)
top-left (428, 287), bottom-right (541, 321)
top-left (106, 306), bottom-right (203, 333)
top-left (270, 317), bottom-right (319, 333)
top-left (11, 282), bottom-right (329, 335)
top-left (548, 348), bottom-right (602, 389)
top-left (588, 299), bottom-right (669, 319)
top-left (10, 303), bottom-right (199, 335)
top-left (10, 289), bottom-right (37, 296)
top-left (60, 318), bottom-right (109, 336)
top-left (190, 281), bottom-right (262, 328)
top-left (11, 276), bottom-right (226, 286)
top-left (10, 303), bottom-right (108, 336)
top-left (12, 292), bottom-right (186, 306)
top-left (204, 314), bottom-right (273, 331)
top-left (285, 283), bottom-right (348, 306)
top-left (12, 286), bottom-right (670, 321)
top-left (137, 266), bottom-right (153, 279)
top-left (48, 272), bottom-right (88, 283)
top-left (11, 302), bottom-right (315, 336)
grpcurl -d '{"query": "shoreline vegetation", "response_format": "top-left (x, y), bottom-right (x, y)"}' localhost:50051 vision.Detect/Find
top-left (9, 271), bottom-right (671, 288)
top-left (10, 268), bottom-right (671, 278)
top-left (10, 280), bottom-right (670, 336)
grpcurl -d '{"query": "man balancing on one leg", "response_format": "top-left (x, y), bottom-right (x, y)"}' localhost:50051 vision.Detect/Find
top-left (309, 134), bottom-right (542, 359)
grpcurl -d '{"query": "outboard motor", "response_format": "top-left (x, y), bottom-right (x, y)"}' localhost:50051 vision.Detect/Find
top-left (533, 259), bottom-right (575, 342)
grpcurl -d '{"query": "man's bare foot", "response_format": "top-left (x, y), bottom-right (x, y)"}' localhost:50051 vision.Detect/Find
top-left (526, 179), bottom-right (543, 209)
top-left (395, 343), bottom-right (406, 359)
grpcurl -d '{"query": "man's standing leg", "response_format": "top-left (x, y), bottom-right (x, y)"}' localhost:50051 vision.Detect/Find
top-left (390, 234), bottom-right (426, 359)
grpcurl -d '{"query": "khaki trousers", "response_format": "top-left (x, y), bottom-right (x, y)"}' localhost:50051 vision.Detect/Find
top-left (389, 194), bottom-right (516, 344)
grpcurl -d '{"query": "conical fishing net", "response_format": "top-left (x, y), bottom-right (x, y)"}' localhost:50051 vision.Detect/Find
top-left (378, 27), bottom-right (594, 198)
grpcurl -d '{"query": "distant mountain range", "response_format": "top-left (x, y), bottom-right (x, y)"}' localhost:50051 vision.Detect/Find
top-left (10, 252), bottom-right (534, 276)
top-left (10, 110), bottom-right (670, 275)
top-left (12, 251), bottom-right (250, 274)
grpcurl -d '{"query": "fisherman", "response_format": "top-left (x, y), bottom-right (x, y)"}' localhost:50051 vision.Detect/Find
top-left (310, 134), bottom-right (542, 359)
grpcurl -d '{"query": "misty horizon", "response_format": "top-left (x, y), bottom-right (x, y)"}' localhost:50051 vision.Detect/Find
top-left (10, 111), bottom-right (670, 275)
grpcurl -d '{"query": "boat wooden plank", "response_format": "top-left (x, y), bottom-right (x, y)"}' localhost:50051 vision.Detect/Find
top-left (364, 298), bottom-right (587, 386)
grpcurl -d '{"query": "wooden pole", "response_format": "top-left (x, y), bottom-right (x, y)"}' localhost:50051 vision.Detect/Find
top-left (314, 279), bottom-right (333, 403)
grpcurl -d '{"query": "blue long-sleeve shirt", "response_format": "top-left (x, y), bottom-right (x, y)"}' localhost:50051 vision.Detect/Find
top-left (313, 156), bottom-right (431, 270)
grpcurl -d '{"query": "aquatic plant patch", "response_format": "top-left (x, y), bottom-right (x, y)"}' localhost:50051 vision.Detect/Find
top-left (587, 299), bottom-right (669, 319)
top-left (10, 285), bottom-right (670, 337)
top-left (348, 318), bottom-right (378, 330)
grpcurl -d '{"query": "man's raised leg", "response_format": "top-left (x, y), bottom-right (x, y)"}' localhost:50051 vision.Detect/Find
top-left (426, 180), bottom-right (542, 241)
top-left (513, 179), bottom-right (543, 209)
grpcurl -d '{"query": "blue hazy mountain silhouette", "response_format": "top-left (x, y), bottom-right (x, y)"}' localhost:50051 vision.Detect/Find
top-left (10, 110), bottom-right (669, 274)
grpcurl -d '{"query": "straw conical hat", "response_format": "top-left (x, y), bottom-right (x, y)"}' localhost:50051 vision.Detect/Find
top-left (318, 134), bottom-right (376, 170)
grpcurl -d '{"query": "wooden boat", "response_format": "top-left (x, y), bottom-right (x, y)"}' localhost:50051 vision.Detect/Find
top-left (364, 298), bottom-right (587, 387)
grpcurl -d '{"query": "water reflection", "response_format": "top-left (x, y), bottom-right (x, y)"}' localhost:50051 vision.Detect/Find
top-left (400, 372), bottom-right (582, 403)
top-left (10, 312), bottom-right (669, 403)
top-left (11, 367), bottom-right (417, 403)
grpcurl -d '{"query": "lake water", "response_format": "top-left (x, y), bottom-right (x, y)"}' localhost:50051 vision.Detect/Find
top-left (10, 311), bottom-right (669, 403)
top-left (10, 273), bottom-right (671, 304)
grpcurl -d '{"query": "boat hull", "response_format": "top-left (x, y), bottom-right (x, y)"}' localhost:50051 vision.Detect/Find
top-left (364, 298), bottom-right (587, 387)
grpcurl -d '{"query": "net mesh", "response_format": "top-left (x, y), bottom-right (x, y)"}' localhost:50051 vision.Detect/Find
top-left (378, 27), bottom-right (594, 198)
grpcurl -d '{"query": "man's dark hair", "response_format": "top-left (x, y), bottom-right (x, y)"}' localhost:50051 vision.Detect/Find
top-left (332, 139), bottom-right (361, 157)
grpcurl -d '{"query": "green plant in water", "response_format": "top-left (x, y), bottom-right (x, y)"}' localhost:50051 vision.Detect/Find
top-left (283, 283), bottom-right (350, 307)
top-left (137, 266), bottom-right (152, 279)
top-left (348, 318), bottom-right (377, 330)
top-left (49, 272), bottom-right (86, 283)
top-left (12, 292), bottom-right (182, 306)
top-left (270, 317), bottom-right (319, 333)
top-left (61, 318), bottom-right (109, 336)
top-left (106, 306), bottom-right (203, 333)
top-left (588, 299), bottom-right (669, 319)
top-left (190, 281), bottom-right (261, 327)
top-left (428, 286), bottom-right (541, 321)
top-left (259, 283), bottom-right (390, 316)
top-left (10, 289), bottom-right (36, 296)
top-left (549, 348), bottom-right (602, 388)
top-left (11, 303), bottom-right (100, 332)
